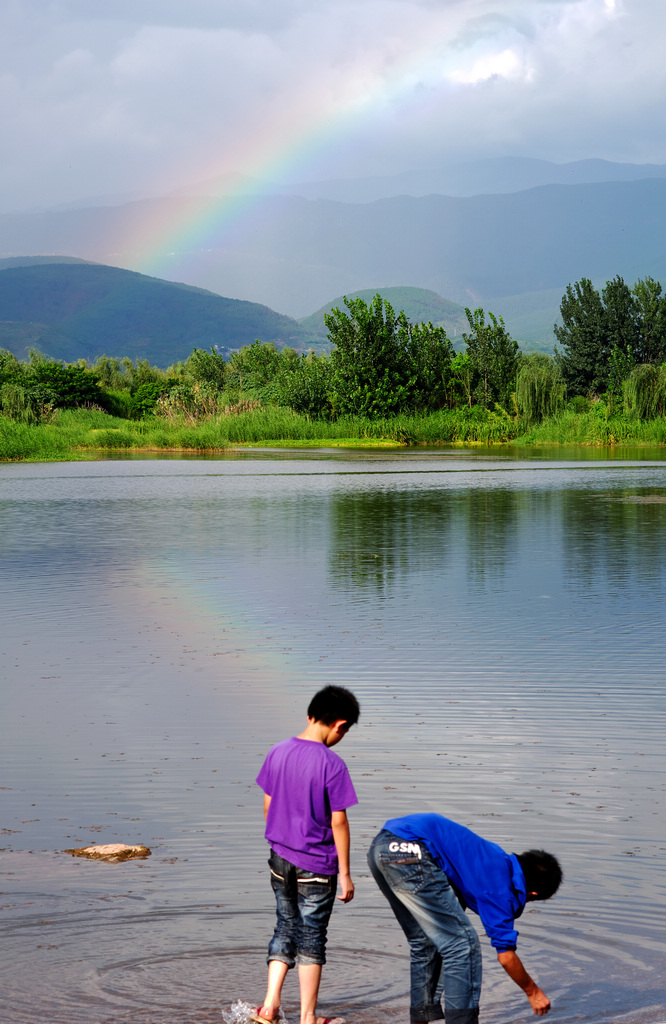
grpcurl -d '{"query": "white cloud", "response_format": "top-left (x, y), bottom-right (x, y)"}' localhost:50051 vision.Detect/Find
top-left (0, 0), bottom-right (665, 210)
top-left (448, 48), bottom-right (525, 84)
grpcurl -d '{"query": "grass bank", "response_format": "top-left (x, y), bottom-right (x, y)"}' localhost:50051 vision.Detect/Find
top-left (2, 406), bottom-right (666, 462)
top-left (0, 407), bottom-right (519, 461)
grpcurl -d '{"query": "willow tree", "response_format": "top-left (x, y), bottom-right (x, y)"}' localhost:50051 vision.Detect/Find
top-left (515, 353), bottom-right (566, 423)
top-left (623, 363), bottom-right (666, 420)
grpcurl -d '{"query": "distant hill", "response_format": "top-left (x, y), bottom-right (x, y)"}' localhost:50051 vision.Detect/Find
top-left (0, 261), bottom-right (315, 365)
top-left (3, 178), bottom-right (666, 348)
top-left (300, 287), bottom-right (468, 348)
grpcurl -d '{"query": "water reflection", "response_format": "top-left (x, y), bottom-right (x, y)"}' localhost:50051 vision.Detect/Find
top-left (562, 489), bottom-right (666, 595)
top-left (328, 489), bottom-right (525, 594)
top-left (328, 484), bottom-right (666, 599)
top-left (329, 491), bottom-right (450, 592)
top-left (458, 490), bottom-right (521, 591)
top-left (0, 455), bottom-right (665, 1024)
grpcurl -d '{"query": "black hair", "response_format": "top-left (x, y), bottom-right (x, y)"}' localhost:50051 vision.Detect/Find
top-left (516, 850), bottom-right (563, 900)
top-left (307, 685), bottom-right (360, 727)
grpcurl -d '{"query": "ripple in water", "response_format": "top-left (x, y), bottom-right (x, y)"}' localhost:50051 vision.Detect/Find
top-left (1, 455), bottom-right (665, 1024)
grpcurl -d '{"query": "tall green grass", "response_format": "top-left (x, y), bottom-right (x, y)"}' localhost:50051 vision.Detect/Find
top-left (137, 408), bottom-right (520, 447)
top-left (3, 405), bottom-right (666, 461)
top-left (0, 417), bottom-right (82, 460)
top-left (517, 410), bottom-right (666, 445)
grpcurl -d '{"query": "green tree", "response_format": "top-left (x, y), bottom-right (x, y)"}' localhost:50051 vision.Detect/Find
top-left (271, 353), bottom-right (333, 418)
top-left (325, 294), bottom-right (455, 417)
top-left (0, 348), bottom-right (22, 382)
top-left (0, 381), bottom-right (54, 423)
top-left (606, 344), bottom-right (636, 412)
top-left (184, 347), bottom-right (227, 389)
top-left (554, 278), bottom-right (609, 395)
top-left (462, 307), bottom-right (519, 409)
top-left (27, 347), bottom-right (55, 366)
top-left (623, 363), bottom-right (666, 419)
top-left (326, 295), bottom-right (414, 417)
top-left (28, 364), bottom-right (103, 408)
top-left (632, 277), bottom-right (666, 364)
top-left (515, 354), bottom-right (566, 423)
top-left (225, 340), bottom-right (284, 394)
top-left (119, 357), bottom-right (166, 390)
top-left (132, 381), bottom-right (168, 417)
top-left (90, 355), bottom-right (129, 391)
top-left (554, 275), bottom-right (655, 396)
top-left (407, 321), bottom-right (455, 411)
top-left (450, 352), bottom-right (475, 408)
top-left (602, 276), bottom-right (639, 357)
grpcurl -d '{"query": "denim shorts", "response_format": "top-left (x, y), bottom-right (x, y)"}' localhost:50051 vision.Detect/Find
top-left (267, 849), bottom-right (337, 967)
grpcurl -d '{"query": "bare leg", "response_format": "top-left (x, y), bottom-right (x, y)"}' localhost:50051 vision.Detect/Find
top-left (258, 959), bottom-right (289, 1020)
top-left (298, 963), bottom-right (322, 1024)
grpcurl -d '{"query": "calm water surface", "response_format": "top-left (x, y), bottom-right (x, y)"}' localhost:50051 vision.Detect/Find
top-left (1, 448), bottom-right (665, 1024)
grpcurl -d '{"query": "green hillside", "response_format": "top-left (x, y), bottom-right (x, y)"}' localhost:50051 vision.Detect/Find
top-left (300, 286), bottom-right (468, 348)
top-left (0, 260), bottom-right (315, 364)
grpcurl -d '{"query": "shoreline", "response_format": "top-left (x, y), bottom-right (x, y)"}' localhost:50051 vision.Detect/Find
top-left (4, 437), bottom-right (666, 464)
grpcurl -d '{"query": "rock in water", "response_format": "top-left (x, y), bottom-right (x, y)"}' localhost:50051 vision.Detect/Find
top-left (65, 843), bottom-right (151, 862)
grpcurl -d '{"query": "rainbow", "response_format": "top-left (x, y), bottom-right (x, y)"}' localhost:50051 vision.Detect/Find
top-left (123, 11), bottom-right (499, 276)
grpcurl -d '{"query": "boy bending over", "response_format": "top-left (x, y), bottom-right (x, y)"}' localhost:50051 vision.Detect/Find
top-left (253, 686), bottom-right (360, 1024)
top-left (368, 814), bottom-right (562, 1024)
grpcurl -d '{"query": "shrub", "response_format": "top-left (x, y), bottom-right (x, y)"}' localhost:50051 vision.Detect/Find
top-left (29, 364), bottom-right (104, 408)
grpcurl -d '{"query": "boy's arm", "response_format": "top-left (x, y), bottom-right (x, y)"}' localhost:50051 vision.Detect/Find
top-left (497, 950), bottom-right (551, 1016)
top-left (331, 809), bottom-right (354, 903)
top-left (263, 794), bottom-right (271, 819)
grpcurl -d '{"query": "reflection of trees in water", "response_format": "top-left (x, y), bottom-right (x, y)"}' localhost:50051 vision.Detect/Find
top-left (461, 489), bottom-right (521, 591)
top-left (328, 490), bottom-right (450, 593)
top-left (329, 485), bottom-right (666, 598)
top-left (561, 489), bottom-right (666, 593)
top-left (328, 488), bottom-right (521, 593)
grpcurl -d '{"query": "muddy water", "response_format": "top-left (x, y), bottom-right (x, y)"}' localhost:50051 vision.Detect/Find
top-left (1, 449), bottom-right (665, 1024)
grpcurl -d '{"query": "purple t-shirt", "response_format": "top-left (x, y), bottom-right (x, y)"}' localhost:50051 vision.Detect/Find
top-left (256, 736), bottom-right (358, 874)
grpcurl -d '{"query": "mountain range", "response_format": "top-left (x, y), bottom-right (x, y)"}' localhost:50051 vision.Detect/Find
top-left (168, 156), bottom-right (666, 203)
top-left (2, 158), bottom-right (665, 351)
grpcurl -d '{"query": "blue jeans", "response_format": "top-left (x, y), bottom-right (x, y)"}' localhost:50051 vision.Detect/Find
top-left (267, 849), bottom-right (337, 967)
top-left (368, 830), bottom-right (481, 1024)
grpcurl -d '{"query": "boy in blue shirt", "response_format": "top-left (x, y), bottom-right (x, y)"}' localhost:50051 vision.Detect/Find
top-left (368, 814), bottom-right (562, 1024)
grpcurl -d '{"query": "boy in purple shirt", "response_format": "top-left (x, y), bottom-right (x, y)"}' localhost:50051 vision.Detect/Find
top-left (253, 686), bottom-right (360, 1024)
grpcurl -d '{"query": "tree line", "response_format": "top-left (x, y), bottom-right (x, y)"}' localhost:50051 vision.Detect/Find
top-left (2, 278), bottom-right (666, 426)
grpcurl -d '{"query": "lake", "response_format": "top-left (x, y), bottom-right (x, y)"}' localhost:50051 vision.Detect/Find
top-left (1, 447), bottom-right (665, 1024)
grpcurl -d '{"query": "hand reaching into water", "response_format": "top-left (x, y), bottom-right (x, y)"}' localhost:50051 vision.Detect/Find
top-left (527, 986), bottom-right (551, 1016)
top-left (497, 950), bottom-right (551, 1015)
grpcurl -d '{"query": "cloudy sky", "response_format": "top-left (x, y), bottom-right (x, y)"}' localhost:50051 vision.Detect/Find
top-left (1, 0), bottom-right (665, 211)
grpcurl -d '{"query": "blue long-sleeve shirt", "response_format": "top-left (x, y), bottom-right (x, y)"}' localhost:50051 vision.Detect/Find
top-left (384, 813), bottom-right (527, 951)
